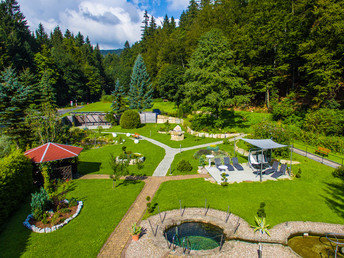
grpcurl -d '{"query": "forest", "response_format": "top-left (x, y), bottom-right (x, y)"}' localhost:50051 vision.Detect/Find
top-left (1, 0), bottom-right (344, 148)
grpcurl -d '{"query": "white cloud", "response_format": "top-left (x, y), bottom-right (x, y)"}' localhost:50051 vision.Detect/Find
top-left (18, 0), bottom-right (145, 49)
top-left (167, 0), bottom-right (189, 11)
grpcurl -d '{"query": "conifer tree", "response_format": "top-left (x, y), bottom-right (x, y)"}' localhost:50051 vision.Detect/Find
top-left (0, 67), bottom-right (32, 145)
top-left (128, 54), bottom-right (153, 111)
top-left (111, 79), bottom-right (126, 115)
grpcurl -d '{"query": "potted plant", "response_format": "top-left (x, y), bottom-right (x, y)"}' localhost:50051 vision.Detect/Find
top-left (130, 223), bottom-right (142, 241)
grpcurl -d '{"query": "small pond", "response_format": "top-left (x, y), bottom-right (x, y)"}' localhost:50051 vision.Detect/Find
top-left (165, 222), bottom-right (224, 250)
top-left (288, 235), bottom-right (344, 257)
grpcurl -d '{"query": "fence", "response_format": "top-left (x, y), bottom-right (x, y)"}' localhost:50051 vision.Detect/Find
top-left (293, 141), bottom-right (344, 166)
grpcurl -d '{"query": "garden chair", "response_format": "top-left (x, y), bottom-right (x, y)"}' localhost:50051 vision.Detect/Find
top-left (271, 164), bottom-right (287, 178)
top-left (223, 157), bottom-right (234, 171)
top-left (214, 158), bottom-right (222, 168)
top-left (232, 157), bottom-right (244, 171)
top-left (264, 161), bottom-right (279, 175)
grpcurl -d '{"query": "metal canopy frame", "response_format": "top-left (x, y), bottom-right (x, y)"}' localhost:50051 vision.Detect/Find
top-left (71, 111), bottom-right (111, 127)
top-left (241, 138), bottom-right (293, 182)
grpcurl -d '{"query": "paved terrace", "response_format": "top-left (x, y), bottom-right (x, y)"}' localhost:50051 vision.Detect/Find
top-left (206, 163), bottom-right (291, 184)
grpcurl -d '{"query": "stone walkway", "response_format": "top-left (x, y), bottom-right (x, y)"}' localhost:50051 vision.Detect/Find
top-left (97, 174), bottom-right (210, 257)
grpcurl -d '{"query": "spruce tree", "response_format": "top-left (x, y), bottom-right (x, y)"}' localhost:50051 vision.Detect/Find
top-left (111, 79), bottom-right (126, 115)
top-left (128, 54), bottom-right (153, 111)
top-left (0, 67), bottom-right (32, 145)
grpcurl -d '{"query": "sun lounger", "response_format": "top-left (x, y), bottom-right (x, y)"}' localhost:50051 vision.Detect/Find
top-left (214, 158), bottom-right (222, 168)
top-left (271, 164), bottom-right (287, 178)
top-left (264, 161), bottom-right (279, 175)
top-left (223, 157), bottom-right (234, 171)
top-left (232, 157), bottom-right (244, 171)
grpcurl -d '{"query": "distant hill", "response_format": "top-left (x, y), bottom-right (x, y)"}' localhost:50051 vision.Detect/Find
top-left (100, 49), bottom-right (123, 56)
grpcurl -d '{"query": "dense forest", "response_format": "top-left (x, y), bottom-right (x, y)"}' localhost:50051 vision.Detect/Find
top-left (1, 0), bottom-right (343, 111)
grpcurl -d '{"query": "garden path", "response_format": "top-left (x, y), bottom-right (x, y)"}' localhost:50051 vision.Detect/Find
top-left (293, 147), bottom-right (342, 168)
top-left (111, 132), bottom-right (238, 176)
top-left (97, 174), bottom-right (210, 258)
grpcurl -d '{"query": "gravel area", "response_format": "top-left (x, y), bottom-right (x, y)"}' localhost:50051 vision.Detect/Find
top-left (125, 208), bottom-right (344, 257)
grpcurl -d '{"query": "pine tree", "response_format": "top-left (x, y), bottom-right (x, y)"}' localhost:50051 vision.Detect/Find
top-left (141, 10), bottom-right (149, 41)
top-left (39, 71), bottom-right (56, 105)
top-left (128, 54), bottom-right (153, 111)
top-left (111, 79), bottom-right (126, 115)
top-left (0, 67), bottom-right (32, 145)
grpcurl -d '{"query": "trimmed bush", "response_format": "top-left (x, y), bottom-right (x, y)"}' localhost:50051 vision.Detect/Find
top-left (177, 160), bottom-right (193, 172)
top-left (120, 110), bottom-right (141, 129)
top-left (332, 166), bottom-right (344, 179)
top-left (0, 149), bottom-right (33, 227)
top-left (30, 188), bottom-right (50, 220)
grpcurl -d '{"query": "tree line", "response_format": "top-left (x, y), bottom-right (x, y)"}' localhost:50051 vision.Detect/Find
top-left (106, 0), bottom-right (344, 112)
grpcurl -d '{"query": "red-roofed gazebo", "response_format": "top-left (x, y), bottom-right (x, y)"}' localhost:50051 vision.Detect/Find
top-left (25, 143), bottom-right (83, 182)
top-left (25, 142), bottom-right (83, 163)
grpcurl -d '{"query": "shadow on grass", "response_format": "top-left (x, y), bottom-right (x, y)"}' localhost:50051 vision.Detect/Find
top-left (77, 161), bottom-right (101, 175)
top-left (323, 180), bottom-right (344, 219)
top-left (0, 203), bottom-right (32, 257)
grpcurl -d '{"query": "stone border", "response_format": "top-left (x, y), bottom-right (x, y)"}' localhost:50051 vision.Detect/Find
top-left (125, 208), bottom-right (344, 257)
top-left (23, 201), bottom-right (83, 233)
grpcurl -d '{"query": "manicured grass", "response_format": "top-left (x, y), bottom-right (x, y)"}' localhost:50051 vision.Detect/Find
top-left (106, 124), bottom-right (220, 148)
top-left (78, 136), bottom-right (165, 176)
top-left (71, 99), bottom-right (177, 115)
top-left (293, 141), bottom-right (344, 165)
top-left (148, 154), bottom-right (344, 226)
top-left (0, 179), bottom-right (144, 257)
top-left (228, 110), bottom-right (272, 133)
top-left (75, 102), bottom-right (112, 112)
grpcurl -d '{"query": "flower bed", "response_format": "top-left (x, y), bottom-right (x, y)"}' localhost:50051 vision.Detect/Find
top-left (23, 200), bottom-right (83, 233)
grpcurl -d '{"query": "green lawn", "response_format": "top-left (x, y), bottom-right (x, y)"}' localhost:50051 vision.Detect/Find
top-left (106, 124), bottom-right (220, 148)
top-left (170, 143), bottom-right (248, 176)
top-left (78, 136), bottom-right (165, 176)
top-left (0, 179), bottom-right (144, 257)
top-left (147, 154), bottom-right (344, 227)
top-left (70, 99), bottom-right (177, 115)
top-left (293, 141), bottom-right (344, 165)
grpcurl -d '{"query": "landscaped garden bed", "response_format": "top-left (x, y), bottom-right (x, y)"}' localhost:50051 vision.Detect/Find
top-left (23, 200), bottom-right (83, 233)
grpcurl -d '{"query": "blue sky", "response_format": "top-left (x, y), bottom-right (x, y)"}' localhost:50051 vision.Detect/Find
top-left (17, 0), bottom-right (189, 49)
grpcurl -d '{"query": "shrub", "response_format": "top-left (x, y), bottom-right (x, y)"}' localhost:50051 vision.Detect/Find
top-left (105, 112), bottom-right (118, 126)
top-left (31, 187), bottom-right (50, 220)
top-left (193, 149), bottom-right (212, 159)
top-left (270, 94), bottom-right (299, 121)
top-left (332, 166), bottom-right (344, 179)
top-left (69, 197), bottom-right (78, 207)
top-left (0, 135), bottom-right (12, 158)
top-left (146, 196), bottom-right (151, 201)
top-left (101, 94), bottom-right (114, 103)
top-left (0, 150), bottom-right (33, 227)
top-left (295, 168), bottom-right (302, 178)
top-left (303, 108), bottom-right (344, 136)
top-left (120, 110), bottom-right (141, 129)
top-left (199, 155), bottom-right (206, 167)
top-left (177, 160), bottom-right (193, 172)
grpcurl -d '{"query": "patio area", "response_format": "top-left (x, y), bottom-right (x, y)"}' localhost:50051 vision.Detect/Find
top-left (205, 163), bottom-right (291, 184)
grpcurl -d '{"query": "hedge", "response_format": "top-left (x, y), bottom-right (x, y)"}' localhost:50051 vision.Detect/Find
top-left (0, 149), bottom-right (33, 228)
top-left (120, 110), bottom-right (141, 129)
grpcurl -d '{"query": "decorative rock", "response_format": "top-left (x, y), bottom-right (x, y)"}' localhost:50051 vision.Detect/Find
top-left (134, 139), bottom-right (139, 144)
top-left (112, 133), bottom-right (117, 138)
top-left (51, 226), bottom-right (56, 232)
top-left (126, 133), bottom-right (131, 137)
top-left (45, 228), bottom-right (51, 233)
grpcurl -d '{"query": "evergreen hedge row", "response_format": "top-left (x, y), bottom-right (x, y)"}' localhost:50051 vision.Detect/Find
top-left (0, 149), bottom-right (33, 228)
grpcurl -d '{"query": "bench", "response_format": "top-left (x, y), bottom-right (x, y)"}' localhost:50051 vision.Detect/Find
top-left (132, 133), bottom-right (140, 139)
top-left (315, 146), bottom-right (331, 156)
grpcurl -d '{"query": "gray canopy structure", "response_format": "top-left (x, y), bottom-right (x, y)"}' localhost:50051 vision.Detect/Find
top-left (241, 138), bottom-right (292, 182)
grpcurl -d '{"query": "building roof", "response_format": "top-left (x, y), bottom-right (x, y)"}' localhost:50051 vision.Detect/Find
top-left (241, 138), bottom-right (288, 150)
top-left (24, 142), bottom-right (83, 163)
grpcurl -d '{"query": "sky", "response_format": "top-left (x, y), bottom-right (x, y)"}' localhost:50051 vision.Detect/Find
top-left (17, 0), bottom-right (189, 50)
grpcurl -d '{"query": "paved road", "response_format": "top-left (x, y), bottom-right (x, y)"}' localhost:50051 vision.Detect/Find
top-left (292, 147), bottom-right (342, 168)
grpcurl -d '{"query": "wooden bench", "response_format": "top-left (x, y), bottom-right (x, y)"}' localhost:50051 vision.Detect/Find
top-left (315, 146), bottom-right (331, 156)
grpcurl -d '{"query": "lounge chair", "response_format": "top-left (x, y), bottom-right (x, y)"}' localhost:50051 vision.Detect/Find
top-left (232, 157), bottom-right (244, 171)
top-left (271, 164), bottom-right (287, 178)
top-left (264, 161), bottom-right (279, 175)
top-left (223, 157), bottom-right (234, 171)
top-left (214, 158), bottom-right (222, 169)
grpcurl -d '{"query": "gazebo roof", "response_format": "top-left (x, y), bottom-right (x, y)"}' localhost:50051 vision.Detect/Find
top-left (241, 138), bottom-right (288, 150)
top-left (24, 142), bottom-right (83, 163)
